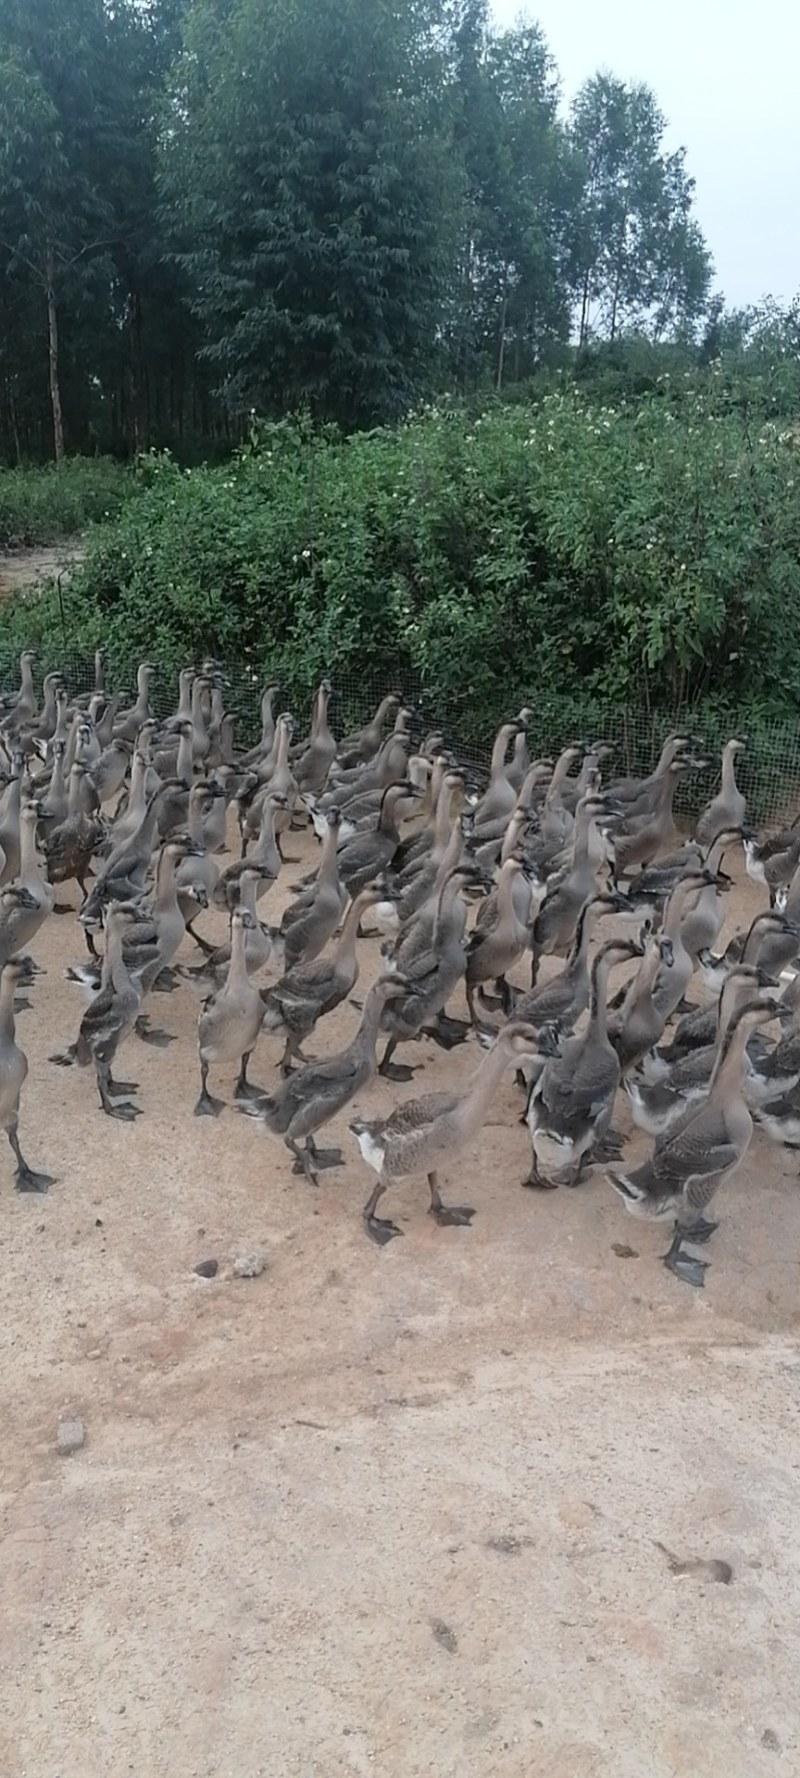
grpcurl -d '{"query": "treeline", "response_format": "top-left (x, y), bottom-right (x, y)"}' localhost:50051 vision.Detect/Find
top-left (0, 0), bottom-right (720, 461)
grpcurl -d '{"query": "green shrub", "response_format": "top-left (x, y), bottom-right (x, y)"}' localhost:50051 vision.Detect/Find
top-left (0, 458), bottom-right (135, 549)
top-left (2, 387), bottom-right (800, 741)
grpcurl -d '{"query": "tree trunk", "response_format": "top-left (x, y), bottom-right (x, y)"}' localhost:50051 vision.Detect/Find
top-left (578, 269), bottom-right (591, 348)
top-left (45, 245), bottom-right (65, 465)
top-left (495, 269), bottom-right (508, 394)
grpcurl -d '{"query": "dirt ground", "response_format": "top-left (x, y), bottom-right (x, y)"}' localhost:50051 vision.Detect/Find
top-left (2, 825), bottom-right (799, 1778)
top-left (0, 542), bottom-right (85, 600)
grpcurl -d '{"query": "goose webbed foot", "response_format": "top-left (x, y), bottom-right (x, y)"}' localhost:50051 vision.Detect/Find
top-left (234, 1080), bottom-right (263, 1101)
top-left (425, 1014), bottom-right (470, 1050)
top-left (306, 1136), bottom-right (343, 1170)
top-left (194, 1089), bottom-right (223, 1118)
top-left (429, 1203), bottom-right (475, 1227)
top-left (13, 997), bottom-right (32, 1012)
top-left (380, 1060), bottom-right (421, 1082)
top-left (152, 967), bottom-right (178, 993)
top-left (428, 1171), bottom-right (475, 1227)
top-left (362, 1183), bottom-right (403, 1244)
top-left (363, 1210), bottom-right (403, 1245)
top-left (663, 1227), bottom-right (709, 1288)
top-left (53, 901), bottom-right (74, 915)
top-left (99, 1087), bottom-right (141, 1122)
top-left (15, 1164), bottom-right (55, 1193)
top-left (108, 1077), bottom-right (139, 1096)
top-left (10, 1132), bottom-right (54, 1192)
top-left (135, 1016), bottom-right (175, 1047)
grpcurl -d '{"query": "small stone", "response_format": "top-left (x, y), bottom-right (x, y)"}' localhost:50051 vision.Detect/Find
top-left (193, 1258), bottom-right (218, 1279)
top-left (612, 1242), bottom-right (638, 1259)
top-left (232, 1250), bottom-right (266, 1279)
top-left (761, 1729), bottom-right (781, 1753)
top-left (57, 1418), bottom-right (85, 1455)
top-left (430, 1618), bottom-right (458, 1654)
top-left (86, 1348), bottom-right (102, 1361)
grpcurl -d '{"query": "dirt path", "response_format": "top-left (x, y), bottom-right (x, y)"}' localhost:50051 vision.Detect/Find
top-left (1, 836), bottom-right (799, 1777)
top-left (0, 540), bottom-right (85, 599)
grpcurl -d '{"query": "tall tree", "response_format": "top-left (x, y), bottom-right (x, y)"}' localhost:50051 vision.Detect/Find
top-left (161, 0), bottom-right (456, 427)
top-left (568, 74), bottom-right (711, 345)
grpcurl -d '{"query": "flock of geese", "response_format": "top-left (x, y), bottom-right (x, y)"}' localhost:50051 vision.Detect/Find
top-left (2, 648), bottom-right (800, 1286)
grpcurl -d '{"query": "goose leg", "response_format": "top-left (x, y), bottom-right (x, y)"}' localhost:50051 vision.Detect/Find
top-left (683, 1216), bottom-right (719, 1244)
top-left (96, 1064), bottom-right (140, 1121)
top-left (662, 1225), bottom-right (708, 1288)
top-left (362, 1181), bottom-right (403, 1245)
top-left (427, 1169), bottom-right (474, 1228)
top-left (279, 1034), bottom-right (318, 1077)
top-left (186, 920), bottom-right (216, 956)
top-left (378, 1036), bottom-right (421, 1083)
top-left (9, 1128), bottom-right (54, 1193)
top-left (84, 925), bottom-right (99, 959)
top-left (234, 1050), bottom-right (262, 1101)
top-left (288, 1137), bottom-right (319, 1186)
top-left (194, 1060), bottom-right (223, 1118)
top-left (521, 1149), bottom-right (557, 1190)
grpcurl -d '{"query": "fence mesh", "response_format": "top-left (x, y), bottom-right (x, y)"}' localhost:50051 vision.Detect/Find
top-left (2, 646), bottom-right (799, 831)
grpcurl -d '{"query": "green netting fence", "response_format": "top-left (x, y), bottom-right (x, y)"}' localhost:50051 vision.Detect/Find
top-left (2, 647), bottom-right (799, 831)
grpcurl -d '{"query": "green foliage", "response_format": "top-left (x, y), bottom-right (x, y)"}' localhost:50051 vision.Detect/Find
top-left (568, 75), bottom-right (712, 345)
top-left (0, 457), bottom-right (135, 547)
top-left (161, 0), bottom-right (457, 428)
top-left (4, 384), bottom-right (799, 738)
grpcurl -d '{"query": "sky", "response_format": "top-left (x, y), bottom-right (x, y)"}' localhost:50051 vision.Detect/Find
top-left (491, 0), bottom-right (800, 309)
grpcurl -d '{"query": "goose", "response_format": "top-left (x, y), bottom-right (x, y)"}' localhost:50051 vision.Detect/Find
top-left (612, 760), bottom-right (691, 876)
top-left (529, 793), bottom-right (621, 978)
top-left (377, 863), bottom-right (485, 1081)
top-left (293, 678), bottom-right (337, 796)
top-left (537, 744), bottom-right (583, 846)
top-left (608, 933), bottom-right (676, 1076)
top-left (162, 666), bottom-right (194, 734)
top-left (195, 908), bottom-right (268, 1115)
top-left (0, 752), bottom-right (24, 884)
top-left (695, 909), bottom-right (799, 1002)
top-left (6, 802), bottom-right (54, 952)
top-left (608, 991), bottom-right (785, 1287)
top-left (336, 783), bottom-right (423, 898)
top-left (213, 790), bottom-right (287, 909)
top-left (236, 683), bottom-right (280, 769)
top-left (743, 821), bottom-right (800, 902)
top-left (351, 1019), bottom-right (560, 1244)
top-left (470, 720), bottom-right (525, 831)
top-left (182, 867), bottom-right (273, 987)
top-left (0, 955), bottom-right (53, 1191)
top-left (677, 827), bottom-right (742, 962)
top-left (648, 870), bottom-right (720, 1025)
top-left (113, 662), bottom-right (155, 744)
top-left (175, 781), bottom-right (226, 939)
top-left (260, 886), bottom-right (388, 1074)
top-left (30, 738), bottom-right (68, 835)
top-left (603, 732), bottom-right (691, 816)
top-left (279, 808), bottom-right (346, 969)
top-left (238, 714), bottom-right (296, 847)
top-left (625, 965), bottom-right (774, 1138)
top-left (465, 857), bottom-right (536, 1023)
top-left (507, 891), bottom-right (631, 1037)
top-left (0, 652), bottom-right (37, 735)
top-left (81, 781), bottom-right (185, 932)
top-left (87, 737), bottom-right (132, 808)
top-left (246, 973), bottom-right (413, 1184)
top-left (336, 693), bottom-right (402, 770)
top-left (152, 717), bottom-right (194, 794)
top-left (695, 737), bottom-right (747, 846)
top-left (54, 902), bottom-right (153, 1119)
top-left (525, 936), bottom-right (644, 1188)
top-left (40, 764), bottom-right (104, 909)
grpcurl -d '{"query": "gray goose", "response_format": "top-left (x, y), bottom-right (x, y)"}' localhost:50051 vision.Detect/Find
top-left (608, 991), bottom-right (784, 1287)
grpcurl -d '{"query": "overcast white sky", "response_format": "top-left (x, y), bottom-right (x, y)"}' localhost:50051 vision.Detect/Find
top-left (491, 0), bottom-right (800, 309)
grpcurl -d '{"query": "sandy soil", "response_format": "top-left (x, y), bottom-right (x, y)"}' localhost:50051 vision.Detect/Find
top-left (2, 827), bottom-right (799, 1778)
top-left (0, 542), bottom-right (85, 600)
